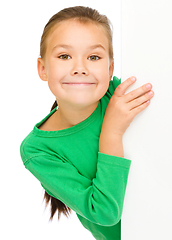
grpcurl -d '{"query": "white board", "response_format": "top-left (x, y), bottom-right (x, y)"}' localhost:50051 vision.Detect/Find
top-left (121, 0), bottom-right (172, 239)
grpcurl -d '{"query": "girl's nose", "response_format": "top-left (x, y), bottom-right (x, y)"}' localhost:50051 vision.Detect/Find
top-left (71, 59), bottom-right (89, 76)
top-left (73, 70), bottom-right (87, 75)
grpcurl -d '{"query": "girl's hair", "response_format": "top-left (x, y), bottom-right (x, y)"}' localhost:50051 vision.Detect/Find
top-left (41, 6), bottom-right (113, 221)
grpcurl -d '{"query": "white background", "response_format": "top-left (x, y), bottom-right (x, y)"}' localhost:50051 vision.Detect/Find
top-left (2, 1), bottom-right (171, 239)
top-left (0, 1), bottom-right (121, 239)
top-left (121, 0), bottom-right (172, 239)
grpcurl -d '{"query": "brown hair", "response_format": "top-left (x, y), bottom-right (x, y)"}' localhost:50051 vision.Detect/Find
top-left (40, 6), bottom-right (114, 221)
top-left (40, 6), bottom-right (113, 60)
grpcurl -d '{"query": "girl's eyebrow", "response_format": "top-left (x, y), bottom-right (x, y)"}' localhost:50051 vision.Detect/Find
top-left (52, 44), bottom-right (72, 52)
top-left (88, 44), bottom-right (106, 51)
top-left (52, 44), bottom-right (106, 52)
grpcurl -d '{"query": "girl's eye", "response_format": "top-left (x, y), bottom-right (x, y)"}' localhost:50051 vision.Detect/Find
top-left (88, 55), bottom-right (100, 61)
top-left (59, 54), bottom-right (71, 60)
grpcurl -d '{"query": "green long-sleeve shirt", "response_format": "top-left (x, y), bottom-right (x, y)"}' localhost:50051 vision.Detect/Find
top-left (20, 76), bottom-right (131, 240)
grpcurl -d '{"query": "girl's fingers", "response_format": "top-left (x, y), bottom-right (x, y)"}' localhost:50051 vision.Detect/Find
top-left (124, 83), bottom-right (152, 103)
top-left (115, 76), bottom-right (137, 97)
top-left (128, 90), bottom-right (154, 110)
top-left (130, 99), bottom-right (151, 118)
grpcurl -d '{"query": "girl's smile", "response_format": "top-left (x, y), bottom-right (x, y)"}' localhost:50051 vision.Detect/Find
top-left (62, 82), bottom-right (96, 86)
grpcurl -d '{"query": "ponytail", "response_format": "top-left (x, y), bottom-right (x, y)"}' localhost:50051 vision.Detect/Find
top-left (43, 100), bottom-right (71, 220)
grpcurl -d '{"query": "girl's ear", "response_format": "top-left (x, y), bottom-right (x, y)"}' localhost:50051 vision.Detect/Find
top-left (37, 58), bottom-right (47, 81)
top-left (109, 60), bottom-right (114, 80)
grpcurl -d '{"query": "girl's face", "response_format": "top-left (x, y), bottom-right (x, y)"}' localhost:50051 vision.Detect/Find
top-left (38, 20), bottom-right (114, 109)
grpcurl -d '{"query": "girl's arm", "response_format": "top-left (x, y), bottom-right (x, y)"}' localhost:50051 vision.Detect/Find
top-left (23, 152), bottom-right (130, 226)
top-left (99, 77), bottom-right (154, 157)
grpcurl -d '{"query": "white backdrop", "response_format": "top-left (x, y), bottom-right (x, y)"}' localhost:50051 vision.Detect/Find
top-left (0, 1), bottom-right (121, 239)
top-left (121, 0), bottom-right (172, 239)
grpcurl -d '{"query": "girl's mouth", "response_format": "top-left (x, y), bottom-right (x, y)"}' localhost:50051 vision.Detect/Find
top-left (62, 82), bottom-right (96, 86)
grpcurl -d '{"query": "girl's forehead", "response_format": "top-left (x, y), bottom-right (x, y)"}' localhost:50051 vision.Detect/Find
top-left (47, 19), bottom-right (109, 46)
top-left (51, 19), bottom-right (105, 33)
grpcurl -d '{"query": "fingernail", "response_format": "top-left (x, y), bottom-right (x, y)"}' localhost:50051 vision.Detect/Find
top-left (131, 77), bottom-right (136, 81)
top-left (146, 83), bottom-right (152, 89)
top-left (148, 91), bottom-right (153, 96)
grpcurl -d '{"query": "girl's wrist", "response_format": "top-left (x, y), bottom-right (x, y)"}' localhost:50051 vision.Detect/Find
top-left (99, 132), bottom-right (124, 158)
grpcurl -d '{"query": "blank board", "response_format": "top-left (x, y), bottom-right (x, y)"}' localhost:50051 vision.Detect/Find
top-left (121, 0), bottom-right (172, 239)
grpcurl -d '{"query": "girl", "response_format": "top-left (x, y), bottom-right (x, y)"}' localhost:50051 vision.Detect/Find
top-left (20, 6), bottom-right (154, 240)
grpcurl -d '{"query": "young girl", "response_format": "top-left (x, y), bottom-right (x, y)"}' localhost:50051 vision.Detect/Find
top-left (20, 6), bottom-right (154, 240)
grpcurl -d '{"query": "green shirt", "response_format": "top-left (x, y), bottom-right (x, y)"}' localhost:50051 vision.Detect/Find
top-left (20, 76), bottom-right (131, 240)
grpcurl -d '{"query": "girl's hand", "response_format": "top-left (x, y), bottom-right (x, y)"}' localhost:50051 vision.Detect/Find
top-left (99, 76), bottom-right (154, 157)
top-left (103, 76), bottom-right (154, 136)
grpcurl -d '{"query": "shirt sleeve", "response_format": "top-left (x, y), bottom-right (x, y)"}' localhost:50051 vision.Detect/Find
top-left (108, 76), bottom-right (121, 96)
top-left (23, 152), bottom-right (131, 226)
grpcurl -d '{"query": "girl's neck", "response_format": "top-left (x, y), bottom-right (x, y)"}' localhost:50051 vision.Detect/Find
top-left (54, 101), bottom-right (99, 130)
